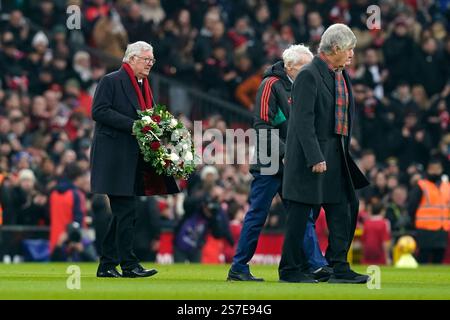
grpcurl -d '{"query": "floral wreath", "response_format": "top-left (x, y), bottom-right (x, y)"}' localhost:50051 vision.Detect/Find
top-left (132, 105), bottom-right (197, 179)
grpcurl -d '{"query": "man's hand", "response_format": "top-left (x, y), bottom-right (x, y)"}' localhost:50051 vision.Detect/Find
top-left (312, 161), bottom-right (327, 173)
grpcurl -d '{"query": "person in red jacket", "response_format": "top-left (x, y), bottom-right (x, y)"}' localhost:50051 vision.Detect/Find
top-left (362, 201), bottom-right (392, 265)
top-left (49, 162), bottom-right (87, 254)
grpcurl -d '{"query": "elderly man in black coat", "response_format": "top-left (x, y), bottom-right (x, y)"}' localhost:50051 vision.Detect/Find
top-left (91, 41), bottom-right (179, 278)
top-left (279, 24), bottom-right (370, 284)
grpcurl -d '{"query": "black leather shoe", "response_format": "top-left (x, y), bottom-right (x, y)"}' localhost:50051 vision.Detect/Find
top-left (96, 266), bottom-right (122, 278)
top-left (227, 269), bottom-right (264, 281)
top-left (310, 266), bottom-right (333, 282)
top-left (122, 265), bottom-right (158, 278)
top-left (328, 270), bottom-right (370, 284)
top-left (279, 273), bottom-right (318, 283)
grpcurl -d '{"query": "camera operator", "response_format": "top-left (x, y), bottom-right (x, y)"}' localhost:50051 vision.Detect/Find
top-left (51, 221), bottom-right (97, 262)
top-left (173, 186), bottom-right (234, 263)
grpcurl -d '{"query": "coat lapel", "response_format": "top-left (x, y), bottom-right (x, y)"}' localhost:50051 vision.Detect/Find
top-left (119, 68), bottom-right (140, 111)
top-left (314, 56), bottom-right (334, 97)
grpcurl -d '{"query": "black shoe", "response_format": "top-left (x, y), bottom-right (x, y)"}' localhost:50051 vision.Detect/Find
top-left (310, 266), bottom-right (333, 282)
top-left (227, 269), bottom-right (264, 281)
top-left (96, 265), bottom-right (122, 278)
top-left (328, 270), bottom-right (370, 284)
top-left (122, 265), bottom-right (158, 278)
top-left (279, 273), bottom-right (318, 283)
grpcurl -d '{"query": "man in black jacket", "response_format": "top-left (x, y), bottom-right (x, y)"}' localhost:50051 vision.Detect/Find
top-left (228, 45), bottom-right (330, 282)
top-left (90, 41), bottom-right (179, 278)
top-left (280, 24), bottom-right (370, 283)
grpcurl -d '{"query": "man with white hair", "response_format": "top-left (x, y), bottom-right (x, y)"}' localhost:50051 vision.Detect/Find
top-left (228, 45), bottom-right (330, 282)
top-left (91, 41), bottom-right (179, 278)
top-left (280, 24), bottom-right (370, 283)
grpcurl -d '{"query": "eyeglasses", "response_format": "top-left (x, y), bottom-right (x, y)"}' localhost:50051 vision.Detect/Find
top-left (135, 56), bottom-right (156, 65)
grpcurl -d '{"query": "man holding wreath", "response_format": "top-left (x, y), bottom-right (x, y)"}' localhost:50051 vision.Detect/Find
top-left (90, 41), bottom-right (179, 278)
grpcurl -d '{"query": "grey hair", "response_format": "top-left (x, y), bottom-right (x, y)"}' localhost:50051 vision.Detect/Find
top-left (318, 24), bottom-right (357, 54)
top-left (282, 44), bottom-right (314, 66)
top-left (122, 41), bottom-right (153, 62)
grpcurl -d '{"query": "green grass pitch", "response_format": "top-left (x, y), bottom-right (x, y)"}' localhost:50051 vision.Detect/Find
top-left (0, 263), bottom-right (449, 300)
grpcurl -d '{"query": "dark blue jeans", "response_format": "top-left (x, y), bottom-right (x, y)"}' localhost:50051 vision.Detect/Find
top-left (231, 173), bottom-right (327, 273)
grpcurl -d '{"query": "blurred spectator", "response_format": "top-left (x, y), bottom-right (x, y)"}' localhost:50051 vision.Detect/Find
top-left (361, 201), bottom-right (392, 265)
top-left (253, 4), bottom-right (272, 42)
top-left (235, 62), bottom-right (271, 110)
top-left (394, 111), bottom-right (432, 169)
top-left (201, 44), bottom-right (237, 99)
top-left (140, 0), bottom-right (166, 26)
top-left (354, 48), bottom-right (388, 99)
top-left (385, 185), bottom-right (412, 239)
top-left (307, 11), bottom-right (325, 50)
top-left (29, 1), bottom-right (63, 32)
top-left (411, 37), bottom-right (447, 97)
top-left (194, 18), bottom-right (232, 64)
top-left (2, 168), bottom-right (48, 225)
top-left (288, 2), bottom-right (309, 44)
top-left (122, 2), bottom-right (154, 44)
top-left (383, 17), bottom-right (417, 93)
top-left (173, 186), bottom-right (233, 263)
top-left (49, 162), bottom-right (89, 253)
top-left (72, 51), bottom-right (94, 91)
top-left (92, 8), bottom-right (128, 69)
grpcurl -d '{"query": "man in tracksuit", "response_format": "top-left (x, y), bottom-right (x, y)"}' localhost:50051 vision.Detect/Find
top-left (227, 45), bottom-right (331, 282)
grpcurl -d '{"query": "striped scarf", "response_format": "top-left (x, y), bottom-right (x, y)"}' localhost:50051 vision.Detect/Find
top-left (319, 54), bottom-right (349, 136)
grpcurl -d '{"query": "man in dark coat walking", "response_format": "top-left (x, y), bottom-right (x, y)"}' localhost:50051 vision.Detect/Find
top-left (91, 41), bottom-right (179, 278)
top-left (279, 24), bottom-right (370, 283)
top-left (227, 45), bottom-right (330, 282)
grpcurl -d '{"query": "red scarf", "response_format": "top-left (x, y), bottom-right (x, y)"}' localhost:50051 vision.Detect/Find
top-left (122, 62), bottom-right (154, 110)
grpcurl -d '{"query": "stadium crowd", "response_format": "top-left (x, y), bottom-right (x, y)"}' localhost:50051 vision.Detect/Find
top-left (0, 0), bottom-right (449, 264)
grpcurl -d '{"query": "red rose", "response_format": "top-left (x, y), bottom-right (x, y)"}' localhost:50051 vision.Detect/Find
top-left (150, 141), bottom-right (161, 151)
top-left (164, 160), bottom-right (171, 168)
top-left (151, 115), bottom-right (161, 123)
top-left (141, 126), bottom-right (152, 133)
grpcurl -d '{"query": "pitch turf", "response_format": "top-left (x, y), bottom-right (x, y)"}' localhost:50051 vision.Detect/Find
top-left (0, 263), bottom-right (449, 300)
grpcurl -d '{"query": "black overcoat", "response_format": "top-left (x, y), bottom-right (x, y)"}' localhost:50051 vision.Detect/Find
top-left (90, 67), bottom-right (179, 196)
top-left (283, 56), bottom-right (369, 204)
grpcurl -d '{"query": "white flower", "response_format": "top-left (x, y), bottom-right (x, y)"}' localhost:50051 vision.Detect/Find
top-left (169, 153), bottom-right (179, 162)
top-left (142, 116), bottom-right (153, 124)
top-left (170, 118), bottom-right (178, 127)
top-left (185, 151), bottom-right (193, 161)
top-left (171, 130), bottom-right (181, 141)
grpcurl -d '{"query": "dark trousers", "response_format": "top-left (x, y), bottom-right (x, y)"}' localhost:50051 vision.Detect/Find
top-left (99, 195), bottom-right (139, 270)
top-left (231, 173), bottom-right (327, 274)
top-left (279, 200), bottom-right (352, 280)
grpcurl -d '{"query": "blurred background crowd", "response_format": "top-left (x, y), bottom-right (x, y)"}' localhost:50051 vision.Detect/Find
top-left (0, 0), bottom-right (449, 265)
